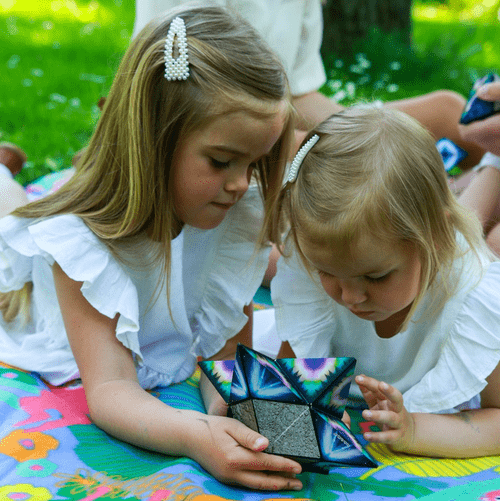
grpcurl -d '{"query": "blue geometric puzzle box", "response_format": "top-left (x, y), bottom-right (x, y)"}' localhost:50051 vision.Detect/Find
top-left (460, 73), bottom-right (500, 125)
top-left (199, 344), bottom-right (377, 473)
top-left (436, 137), bottom-right (467, 176)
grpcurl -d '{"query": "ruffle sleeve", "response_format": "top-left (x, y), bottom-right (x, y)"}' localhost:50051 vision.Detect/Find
top-left (0, 215), bottom-right (143, 365)
top-left (194, 186), bottom-right (271, 359)
top-left (0, 216), bottom-right (42, 290)
top-left (404, 262), bottom-right (500, 413)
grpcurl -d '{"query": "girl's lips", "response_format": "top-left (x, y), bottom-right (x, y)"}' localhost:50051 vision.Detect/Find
top-left (212, 201), bottom-right (235, 209)
top-left (349, 308), bottom-right (376, 318)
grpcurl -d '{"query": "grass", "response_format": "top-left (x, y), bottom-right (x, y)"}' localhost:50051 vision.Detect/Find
top-left (0, 0), bottom-right (499, 185)
top-left (320, 11), bottom-right (500, 104)
top-left (0, 0), bottom-right (134, 185)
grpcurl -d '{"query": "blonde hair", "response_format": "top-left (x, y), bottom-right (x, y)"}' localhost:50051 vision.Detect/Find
top-left (273, 106), bottom-right (490, 332)
top-left (2, 3), bottom-right (294, 323)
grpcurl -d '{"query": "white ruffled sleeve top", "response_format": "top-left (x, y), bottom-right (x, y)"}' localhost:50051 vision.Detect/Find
top-left (271, 244), bottom-right (500, 414)
top-left (0, 185), bottom-right (270, 389)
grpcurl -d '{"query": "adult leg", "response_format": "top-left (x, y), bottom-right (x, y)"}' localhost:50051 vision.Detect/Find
top-left (458, 162), bottom-right (500, 258)
top-left (486, 223), bottom-right (500, 257)
top-left (385, 90), bottom-right (485, 170)
top-left (458, 166), bottom-right (500, 229)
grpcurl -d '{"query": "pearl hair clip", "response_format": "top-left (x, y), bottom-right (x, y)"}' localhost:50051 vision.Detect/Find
top-left (285, 134), bottom-right (320, 185)
top-left (164, 17), bottom-right (189, 81)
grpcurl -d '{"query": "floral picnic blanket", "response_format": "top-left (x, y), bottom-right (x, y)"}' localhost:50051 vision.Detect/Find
top-left (1, 361), bottom-right (500, 501)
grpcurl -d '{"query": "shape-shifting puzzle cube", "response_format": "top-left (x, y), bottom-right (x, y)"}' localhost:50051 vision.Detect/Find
top-left (198, 344), bottom-right (377, 473)
top-left (460, 73), bottom-right (500, 125)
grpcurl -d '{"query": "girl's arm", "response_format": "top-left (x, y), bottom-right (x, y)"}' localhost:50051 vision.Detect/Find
top-left (357, 367), bottom-right (500, 457)
top-left (52, 263), bottom-right (302, 491)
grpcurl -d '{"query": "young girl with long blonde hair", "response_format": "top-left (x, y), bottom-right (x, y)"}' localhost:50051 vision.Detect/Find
top-left (272, 106), bottom-right (500, 458)
top-left (0, 4), bottom-right (304, 491)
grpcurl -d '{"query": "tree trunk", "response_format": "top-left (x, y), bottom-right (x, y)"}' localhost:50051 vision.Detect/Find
top-left (321, 0), bottom-right (413, 58)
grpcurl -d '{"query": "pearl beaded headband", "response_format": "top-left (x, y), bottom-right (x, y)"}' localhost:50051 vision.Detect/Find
top-left (285, 134), bottom-right (320, 185)
top-left (164, 17), bottom-right (190, 81)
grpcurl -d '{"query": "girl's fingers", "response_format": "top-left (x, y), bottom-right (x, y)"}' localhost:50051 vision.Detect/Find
top-left (363, 409), bottom-right (402, 429)
top-left (377, 381), bottom-right (404, 412)
top-left (245, 450), bottom-right (302, 475)
top-left (356, 375), bottom-right (383, 391)
top-left (356, 375), bottom-right (386, 402)
top-left (227, 421), bottom-right (269, 451)
top-left (357, 375), bottom-right (404, 412)
top-left (363, 428), bottom-right (403, 444)
top-left (235, 470), bottom-right (303, 492)
top-left (229, 451), bottom-right (303, 491)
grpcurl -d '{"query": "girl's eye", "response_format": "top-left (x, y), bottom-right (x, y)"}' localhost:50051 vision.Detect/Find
top-left (365, 273), bottom-right (390, 283)
top-left (210, 158), bottom-right (230, 169)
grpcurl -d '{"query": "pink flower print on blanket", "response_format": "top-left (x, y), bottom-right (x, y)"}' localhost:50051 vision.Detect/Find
top-left (15, 385), bottom-right (90, 433)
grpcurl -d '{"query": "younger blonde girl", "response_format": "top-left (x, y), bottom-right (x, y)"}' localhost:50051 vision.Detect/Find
top-left (271, 106), bottom-right (500, 458)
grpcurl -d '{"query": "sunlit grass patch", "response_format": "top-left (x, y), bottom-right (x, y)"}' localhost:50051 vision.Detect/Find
top-left (413, 1), bottom-right (500, 23)
top-left (1, 0), bottom-right (117, 25)
top-left (0, 0), bottom-right (133, 184)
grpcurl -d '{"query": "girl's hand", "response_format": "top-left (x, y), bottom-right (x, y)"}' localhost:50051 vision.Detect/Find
top-left (356, 375), bottom-right (415, 452)
top-left (187, 414), bottom-right (303, 491)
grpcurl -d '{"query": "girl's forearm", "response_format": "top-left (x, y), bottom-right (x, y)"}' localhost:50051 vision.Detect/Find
top-left (85, 378), bottom-right (204, 458)
top-left (397, 409), bottom-right (500, 458)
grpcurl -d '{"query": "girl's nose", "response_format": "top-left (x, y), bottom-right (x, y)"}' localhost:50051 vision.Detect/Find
top-left (338, 279), bottom-right (367, 306)
top-left (225, 166), bottom-right (251, 194)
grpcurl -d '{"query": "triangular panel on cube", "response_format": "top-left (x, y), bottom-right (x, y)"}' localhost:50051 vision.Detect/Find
top-left (312, 411), bottom-right (377, 468)
top-left (237, 344), bottom-right (303, 404)
top-left (276, 357), bottom-right (341, 403)
top-left (312, 357), bottom-right (356, 419)
top-left (198, 359), bottom-right (235, 403)
top-left (229, 347), bottom-right (250, 404)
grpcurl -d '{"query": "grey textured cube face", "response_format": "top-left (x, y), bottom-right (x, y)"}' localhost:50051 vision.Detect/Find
top-left (253, 400), bottom-right (320, 458)
top-left (231, 400), bottom-right (258, 432)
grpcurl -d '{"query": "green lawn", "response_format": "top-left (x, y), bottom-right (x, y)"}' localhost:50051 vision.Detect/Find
top-left (0, 0), bottom-right (134, 184)
top-left (1, 0), bottom-right (499, 185)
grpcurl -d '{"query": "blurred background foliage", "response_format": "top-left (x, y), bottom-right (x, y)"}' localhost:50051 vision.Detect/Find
top-left (0, 0), bottom-right (499, 185)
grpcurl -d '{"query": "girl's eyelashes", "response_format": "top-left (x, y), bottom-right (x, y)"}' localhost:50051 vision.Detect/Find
top-left (365, 273), bottom-right (390, 283)
top-left (317, 269), bottom-right (391, 283)
top-left (210, 157), bottom-right (231, 169)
